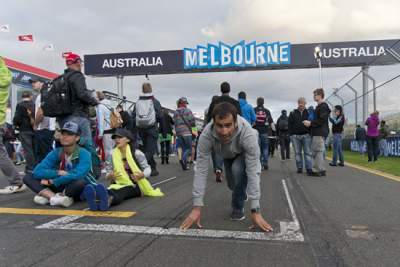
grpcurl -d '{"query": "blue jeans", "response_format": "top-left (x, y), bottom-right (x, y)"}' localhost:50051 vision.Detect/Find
top-left (180, 135), bottom-right (192, 164)
top-left (291, 134), bottom-right (312, 170)
top-left (212, 150), bottom-right (224, 172)
top-left (258, 133), bottom-right (269, 167)
top-left (379, 139), bottom-right (388, 156)
top-left (332, 133), bottom-right (344, 164)
top-left (357, 140), bottom-right (366, 154)
top-left (224, 155), bottom-right (247, 210)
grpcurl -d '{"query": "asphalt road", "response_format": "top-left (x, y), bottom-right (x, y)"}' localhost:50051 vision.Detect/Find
top-left (0, 155), bottom-right (399, 267)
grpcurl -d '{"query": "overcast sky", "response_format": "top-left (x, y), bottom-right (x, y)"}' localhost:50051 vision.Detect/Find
top-left (1, 0), bottom-right (400, 121)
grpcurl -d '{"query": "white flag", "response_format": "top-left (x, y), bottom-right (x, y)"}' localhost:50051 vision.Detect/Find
top-left (43, 43), bottom-right (55, 51)
top-left (0, 24), bottom-right (10, 33)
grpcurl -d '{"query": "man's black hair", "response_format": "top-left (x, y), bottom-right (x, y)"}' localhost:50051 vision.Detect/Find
top-left (220, 82), bottom-right (230, 94)
top-left (212, 102), bottom-right (238, 122)
top-left (238, 91), bottom-right (246, 99)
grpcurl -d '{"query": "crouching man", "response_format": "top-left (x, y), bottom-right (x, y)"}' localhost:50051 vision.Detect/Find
top-left (180, 102), bottom-right (273, 232)
top-left (23, 121), bottom-right (96, 207)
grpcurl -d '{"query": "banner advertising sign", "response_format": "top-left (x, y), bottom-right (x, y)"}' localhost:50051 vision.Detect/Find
top-left (350, 137), bottom-right (400, 157)
top-left (84, 39), bottom-right (400, 76)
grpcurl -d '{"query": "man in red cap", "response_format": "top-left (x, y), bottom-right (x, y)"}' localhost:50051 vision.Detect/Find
top-left (58, 53), bottom-right (99, 152)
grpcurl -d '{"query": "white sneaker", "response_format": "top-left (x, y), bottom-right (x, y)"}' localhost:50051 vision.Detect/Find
top-left (50, 193), bottom-right (74, 207)
top-left (0, 184), bottom-right (27, 194)
top-left (33, 195), bottom-right (50, 205)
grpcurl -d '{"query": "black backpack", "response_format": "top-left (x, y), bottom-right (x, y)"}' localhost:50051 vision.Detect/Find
top-left (278, 117), bottom-right (289, 131)
top-left (41, 71), bottom-right (78, 117)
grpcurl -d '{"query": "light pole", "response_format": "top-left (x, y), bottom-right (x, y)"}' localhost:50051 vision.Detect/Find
top-left (314, 45), bottom-right (323, 88)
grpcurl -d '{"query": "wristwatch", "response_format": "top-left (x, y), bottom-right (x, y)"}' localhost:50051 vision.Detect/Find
top-left (251, 207), bottom-right (260, 214)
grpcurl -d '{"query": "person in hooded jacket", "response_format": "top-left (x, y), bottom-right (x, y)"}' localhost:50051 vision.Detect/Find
top-left (365, 111), bottom-right (380, 162)
top-left (238, 91), bottom-right (256, 125)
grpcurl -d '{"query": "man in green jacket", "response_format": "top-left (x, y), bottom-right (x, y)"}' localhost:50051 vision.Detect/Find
top-left (0, 57), bottom-right (26, 194)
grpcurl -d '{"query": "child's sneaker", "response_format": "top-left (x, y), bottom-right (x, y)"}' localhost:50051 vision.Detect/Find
top-left (95, 184), bottom-right (109, 211)
top-left (83, 184), bottom-right (98, 211)
top-left (33, 195), bottom-right (49, 205)
top-left (50, 193), bottom-right (74, 208)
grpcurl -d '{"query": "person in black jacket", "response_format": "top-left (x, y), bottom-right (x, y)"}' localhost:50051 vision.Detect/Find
top-left (206, 82), bottom-right (241, 182)
top-left (329, 105), bottom-right (345, 167)
top-left (206, 82), bottom-right (242, 123)
top-left (253, 97), bottom-right (273, 170)
top-left (58, 53), bottom-right (99, 151)
top-left (160, 108), bottom-right (174, 164)
top-left (288, 97), bottom-right (312, 174)
top-left (13, 91), bottom-right (35, 173)
top-left (276, 110), bottom-right (290, 160)
top-left (303, 88), bottom-right (331, 177)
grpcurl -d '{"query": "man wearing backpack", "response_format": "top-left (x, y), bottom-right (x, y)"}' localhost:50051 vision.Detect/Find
top-left (254, 97), bottom-right (273, 170)
top-left (51, 53), bottom-right (99, 150)
top-left (276, 110), bottom-right (291, 160)
top-left (133, 83), bottom-right (165, 176)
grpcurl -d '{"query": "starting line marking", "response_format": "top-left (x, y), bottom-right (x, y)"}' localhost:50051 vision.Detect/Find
top-left (0, 208), bottom-right (136, 218)
top-left (36, 179), bottom-right (304, 242)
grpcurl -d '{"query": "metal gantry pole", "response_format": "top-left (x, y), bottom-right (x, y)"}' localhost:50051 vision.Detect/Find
top-left (345, 83), bottom-right (358, 125)
top-left (318, 58), bottom-right (323, 88)
top-left (362, 66), bottom-right (369, 122)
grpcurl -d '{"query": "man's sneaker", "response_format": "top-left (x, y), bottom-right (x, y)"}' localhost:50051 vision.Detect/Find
top-left (0, 184), bottom-right (27, 194)
top-left (215, 170), bottom-right (223, 183)
top-left (320, 170), bottom-right (327, 176)
top-left (306, 169), bottom-right (313, 176)
top-left (230, 208), bottom-right (245, 221)
top-left (329, 162), bottom-right (337, 167)
top-left (33, 195), bottom-right (50, 205)
top-left (338, 162), bottom-right (345, 167)
top-left (50, 193), bottom-right (74, 208)
top-left (297, 168), bottom-right (303, 174)
top-left (263, 165), bottom-right (269, 170)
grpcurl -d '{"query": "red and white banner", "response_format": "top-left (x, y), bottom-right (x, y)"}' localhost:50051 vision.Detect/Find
top-left (62, 52), bottom-right (72, 58)
top-left (18, 34), bottom-right (33, 42)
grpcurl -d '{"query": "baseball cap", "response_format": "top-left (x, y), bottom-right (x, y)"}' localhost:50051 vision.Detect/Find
top-left (61, 121), bottom-right (80, 135)
top-left (28, 78), bottom-right (44, 84)
top-left (66, 53), bottom-right (83, 65)
top-left (178, 97), bottom-right (188, 104)
top-left (112, 128), bottom-right (134, 141)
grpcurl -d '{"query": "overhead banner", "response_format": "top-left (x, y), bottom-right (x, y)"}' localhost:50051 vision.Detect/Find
top-left (84, 39), bottom-right (400, 76)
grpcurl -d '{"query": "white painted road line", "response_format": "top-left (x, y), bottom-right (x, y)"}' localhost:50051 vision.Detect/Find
top-left (151, 176), bottom-right (177, 187)
top-left (36, 178), bottom-right (304, 242)
top-left (282, 179), bottom-right (299, 222)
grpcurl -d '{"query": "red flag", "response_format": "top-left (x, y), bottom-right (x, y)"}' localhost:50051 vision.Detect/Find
top-left (62, 52), bottom-right (72, 58)
top-left (18, 34), bottom-right (33, 42)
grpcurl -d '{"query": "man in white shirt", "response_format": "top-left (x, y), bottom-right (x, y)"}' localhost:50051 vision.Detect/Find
top-left (30, 78), bottom-right (56, 164)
